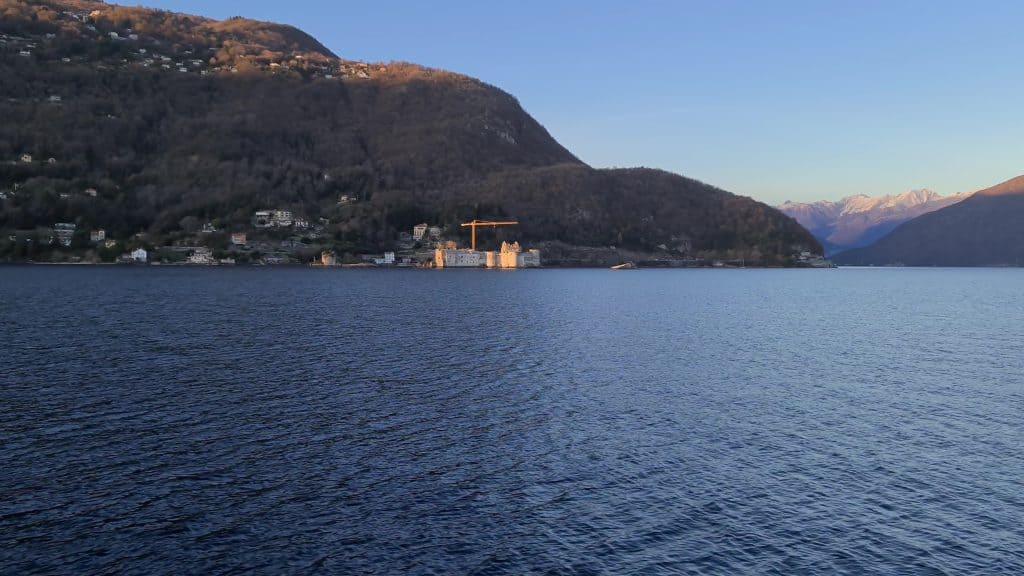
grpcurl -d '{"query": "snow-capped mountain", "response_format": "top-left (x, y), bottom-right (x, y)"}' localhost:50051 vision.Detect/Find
top-left (779, 189), bottom-right (971, 254)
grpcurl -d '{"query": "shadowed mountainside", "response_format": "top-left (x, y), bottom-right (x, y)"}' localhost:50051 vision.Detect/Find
top-left (0, 0), bottom-right (820, 263)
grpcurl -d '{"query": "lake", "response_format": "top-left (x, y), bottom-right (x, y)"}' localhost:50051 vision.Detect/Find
top-left (1, 266), bottom-right (1022, 574)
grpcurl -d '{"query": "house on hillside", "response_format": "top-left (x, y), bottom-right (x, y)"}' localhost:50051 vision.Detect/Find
top-left (374, 252), bottom-right (396, 266)
top-left (231, 233), bottom-right (247, 246)
top-left (54, 223), bottom-right (76, 247)
top-left (412, 223), bottom-right (428, 241)
top-left (272, 210), bottom-right (294, 227)
top-left (253, 211), bottom-right (273, 227)
top-left (90, 230), bottom-right (106, 242)
top-left (20, 154), bottom-right (32, 163)
top-left (187, 247), bottom-right (215, 264)
top-left (131, 248), bottom-right (148, 263)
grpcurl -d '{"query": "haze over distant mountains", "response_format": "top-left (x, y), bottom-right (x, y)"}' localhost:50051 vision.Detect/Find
top-left (778, 189), bottom-right (970, 255)
top-left (833, 175), bottom-right (1024, 267)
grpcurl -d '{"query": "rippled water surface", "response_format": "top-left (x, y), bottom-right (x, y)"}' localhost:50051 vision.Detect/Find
top-left (2, 266), bottom-right (1023, 574)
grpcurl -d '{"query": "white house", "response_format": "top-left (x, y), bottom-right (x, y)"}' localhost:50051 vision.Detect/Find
top-left (373, 252), bottom-right (396, 266)
top-left (187, 247), bottom-right (215, 264)
top-left (272, 210), bottom-right (294, 227)
top-left (54, 223), bottom-right (76, 247)
top-left (131, 248), bottom-right (148, 263)
top-left (90, 230), bottom-right (106, 242)
top-left (20, 154), bottom-right (32, 163)
top-left (412, 223), bottom-right (428, 241)
top-left (253, 210), bottom-right (273, 227)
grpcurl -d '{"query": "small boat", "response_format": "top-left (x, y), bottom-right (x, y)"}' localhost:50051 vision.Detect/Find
top-left (610, 262), bottom-right (637, 270)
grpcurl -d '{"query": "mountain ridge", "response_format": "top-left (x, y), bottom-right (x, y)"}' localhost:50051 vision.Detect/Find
top-left (779, 189), bottom-right (970, 254)
top-left (0, 0), bottom-right (820, 264)
top-left (832, 175), bottom-right (1024, 266)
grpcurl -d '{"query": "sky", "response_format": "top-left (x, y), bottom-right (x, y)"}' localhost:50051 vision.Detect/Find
top-left (140, 0), bottom-right (1024, 205)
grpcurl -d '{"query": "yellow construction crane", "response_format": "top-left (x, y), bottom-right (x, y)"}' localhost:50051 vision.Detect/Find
top-left (461, 220), bottom-right (519, 251)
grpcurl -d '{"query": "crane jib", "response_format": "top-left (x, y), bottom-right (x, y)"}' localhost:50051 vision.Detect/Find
top-left (460, 220), bottom-right (520, 251)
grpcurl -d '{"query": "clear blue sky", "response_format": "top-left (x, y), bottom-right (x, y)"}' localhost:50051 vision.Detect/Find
top-left (141, 0), bottom-right (1023, 204)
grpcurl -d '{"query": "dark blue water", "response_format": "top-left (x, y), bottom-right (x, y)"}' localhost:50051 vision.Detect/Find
top-left (2, 267), bottom-right (1023, 575)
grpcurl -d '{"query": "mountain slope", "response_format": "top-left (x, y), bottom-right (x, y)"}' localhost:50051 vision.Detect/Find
top-left (779, 189), bottom-right (969, 254)
top-left (833, 176), bottom-right (1024, 266)
top-left (0, 0), bottom-right (820, 263)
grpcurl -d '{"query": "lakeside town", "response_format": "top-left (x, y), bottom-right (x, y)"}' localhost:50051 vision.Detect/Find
top-left (0, 204), bottom-right (547, 268)
top-left (0, 185), bottom-right (833, 268)
top-left (0, 203), bottom-right (833, 268)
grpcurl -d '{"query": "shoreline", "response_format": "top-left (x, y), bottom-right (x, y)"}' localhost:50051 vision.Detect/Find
top-left (1, 261), bottom-right (835, 270)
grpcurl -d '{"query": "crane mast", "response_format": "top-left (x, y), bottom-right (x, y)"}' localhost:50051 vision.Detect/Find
top-left (460, 220), bottom-right (519, 251)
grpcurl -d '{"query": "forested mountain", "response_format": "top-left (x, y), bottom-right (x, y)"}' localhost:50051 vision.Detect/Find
top-left (0, 0), bottom-right (819, 264)
top-left (778, 189), bottom-right (970, 255)
top-left (833, 176), bottom-right (1024, 266)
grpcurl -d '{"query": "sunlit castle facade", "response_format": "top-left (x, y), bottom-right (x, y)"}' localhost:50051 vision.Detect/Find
top-left (499, 241), bottom-right (521, 268)
top-left (434, 241), bottom-right (541, 268)
top-left (434, 248), bottom-right (485, 268)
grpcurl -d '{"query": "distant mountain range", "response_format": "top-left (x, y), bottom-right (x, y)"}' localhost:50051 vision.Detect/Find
top-left (833, 175), bottom-right (1024, 267)
top-left (0, 0), bottom-right (819, 265)
top-left (778, 189), bottom-right (971, 255)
